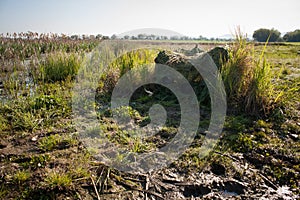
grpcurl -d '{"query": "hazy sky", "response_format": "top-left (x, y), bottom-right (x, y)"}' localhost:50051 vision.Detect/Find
top-left (0, 0), bottom-right (299, 37)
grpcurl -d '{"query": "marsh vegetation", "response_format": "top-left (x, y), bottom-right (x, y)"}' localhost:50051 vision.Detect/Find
top-left (0, 32), bottom-right (299, 199)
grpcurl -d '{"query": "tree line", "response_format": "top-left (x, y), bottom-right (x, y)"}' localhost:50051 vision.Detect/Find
top-left (116, 29), bottom-right (300, 42)
top-left (2, 29), bottom-right (299, 42)
top-left (253, 28), bottom-right (300, 42)
top-left (112, 34), bottom-right (233, 41)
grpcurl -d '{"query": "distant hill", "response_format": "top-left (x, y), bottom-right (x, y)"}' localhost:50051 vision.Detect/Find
top-left (117, 28), bottom-right (184, 38)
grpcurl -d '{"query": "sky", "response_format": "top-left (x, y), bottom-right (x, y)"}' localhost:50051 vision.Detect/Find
top-left (0, 0), bottom-right (299, 38)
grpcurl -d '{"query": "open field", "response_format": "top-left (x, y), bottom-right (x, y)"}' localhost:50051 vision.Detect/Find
top-left (0, 36), bottom-right (299, 199)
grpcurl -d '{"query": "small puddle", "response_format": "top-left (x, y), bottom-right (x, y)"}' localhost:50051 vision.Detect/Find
top-left (220, 190), bottom-right (239, 197)
top-left (0, 59), bottom-right (37, 104)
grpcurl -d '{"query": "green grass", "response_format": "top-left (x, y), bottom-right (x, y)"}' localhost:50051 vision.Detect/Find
top-left (221, 33), bottom-right (254, 102)
top-left (44, 171), bottom-right (73, 189)
top-left (221, 30), bottom-right (282, 116)
top-left (12, 170), bottom-right (31, 185)
top-left (0, 36), bottom-right (299, 199)
top-left (0, 34), bottom-right (99, 61)
top-left (0, 80), bottom-right (74, 137)
top-left (38, 133), bottom-right (78, 152)
top-left (40, 52), bottom-right (82, 82)
top-left (20, 154), bottom-right (51, 169)
top-left (97, 49), bottom-right (158, 94)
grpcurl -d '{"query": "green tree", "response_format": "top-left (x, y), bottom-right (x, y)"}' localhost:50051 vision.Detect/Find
top-left (111, 34), bottom-right (117, 40)
top-left (96, 34), bottom-right (102, 39)
top-left (283, 30), bottom-right (300, 42)
top-left (253, 28), bottom-right (281, 42)
top-left (138, 34), bottom-right (146, 40)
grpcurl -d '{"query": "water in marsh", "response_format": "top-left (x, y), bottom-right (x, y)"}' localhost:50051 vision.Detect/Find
top-left (0, 59), bottom-right (36, 103)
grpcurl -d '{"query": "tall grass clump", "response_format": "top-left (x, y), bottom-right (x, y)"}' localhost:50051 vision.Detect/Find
top-left (97, 49), bottom-right (157, 94)
top-left (222, 31), bottom-right (254, 103)
top-left (246, 45), bottom-right (275, 115)
top-left (222, 29), bottom-right (279, 116)
top-left (41, 52), bottom-right (82, 82)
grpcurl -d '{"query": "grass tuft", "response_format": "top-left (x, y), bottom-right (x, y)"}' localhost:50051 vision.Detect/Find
top-left (38, 134), bottom-right (77, 152)
top-left (40, 52), bottom-right (82, 82)
top-left (222, 29), bottom-right (281, 116)
top-left (12, 170), bottom-right (31, 185)
top-left (44, 170), bottom-right (73, 189)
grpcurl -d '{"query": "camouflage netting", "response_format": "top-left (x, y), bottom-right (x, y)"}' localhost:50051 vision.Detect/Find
top-left (154, 46), bottom-right (228, 82)
top-left (154, 51), bottom-right (201, 83)
top-left (207, 46), bottom-right (229, 69)
top-left (179, 44), bottom-right (205, 56)
top-left (152, 46), bottom-right (228, 103)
